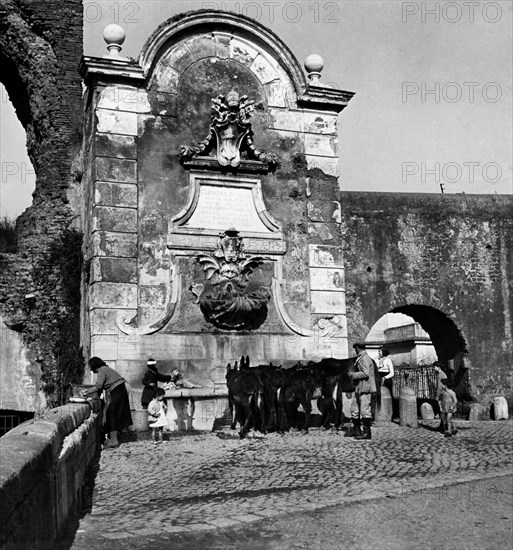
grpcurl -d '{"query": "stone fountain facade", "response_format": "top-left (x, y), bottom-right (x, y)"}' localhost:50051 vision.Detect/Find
top-left (79, 11), bottom-right (353, 429)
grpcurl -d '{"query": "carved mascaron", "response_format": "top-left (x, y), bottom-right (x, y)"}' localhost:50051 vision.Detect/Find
top-left (190, 229), bottom-right (271, 331)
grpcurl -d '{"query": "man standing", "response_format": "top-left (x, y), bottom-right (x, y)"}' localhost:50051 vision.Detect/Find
top-left (378, 348), bottom-right (395, 394)
top-left (347, 342), bottom-right (377, 440)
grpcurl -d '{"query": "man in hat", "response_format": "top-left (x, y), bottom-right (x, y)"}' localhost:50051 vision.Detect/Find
top-left (346, 342), bottom-right (377, 440)
top-left (141, 358), bottom-right (172, 409)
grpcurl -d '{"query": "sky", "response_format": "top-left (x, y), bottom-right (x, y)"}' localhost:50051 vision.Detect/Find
top-left (1, 0), bottom-right (512, 218)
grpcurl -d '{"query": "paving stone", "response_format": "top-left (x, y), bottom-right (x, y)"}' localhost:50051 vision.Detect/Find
top-left (187, 523), bottom-right (216, 532)
top-left (69, 422), bottom-right (513, 548)
top-left (161, 525), bottom-right (190, 534)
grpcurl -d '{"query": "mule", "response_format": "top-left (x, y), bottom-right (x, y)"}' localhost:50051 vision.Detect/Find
top-left (225, 355), bottom-right (263, 439)
top-left (252, 363), bottom-right (284, 433)
top-left (278, 363), bottom-right (316, 434)
top-left (306, 357), bottom-right (357, 431)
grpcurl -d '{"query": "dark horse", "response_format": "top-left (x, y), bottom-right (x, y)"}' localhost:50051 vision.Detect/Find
top-left (226, 356), bottom-right (263, 439)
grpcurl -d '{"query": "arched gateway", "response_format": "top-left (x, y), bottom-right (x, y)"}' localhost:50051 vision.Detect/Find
top-left (79, 10), bottom-right (355, 429)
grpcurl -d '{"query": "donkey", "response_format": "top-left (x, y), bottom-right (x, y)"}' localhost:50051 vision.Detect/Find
top-left (225, 356), bottom-right (263, 439)
top-left (307, 357), bottom-right (357, 430)
top-left (278, 363), bottom-right (316, 434)
top-left (252, 362), bottom-right (284, 433)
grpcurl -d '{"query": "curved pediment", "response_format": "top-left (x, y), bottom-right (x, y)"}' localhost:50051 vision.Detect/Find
top-left (139, 10), bottom-right (307, 104)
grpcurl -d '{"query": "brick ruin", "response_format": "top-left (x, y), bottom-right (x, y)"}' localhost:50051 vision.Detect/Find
top-left (0, 0), bottom-right (84, 410)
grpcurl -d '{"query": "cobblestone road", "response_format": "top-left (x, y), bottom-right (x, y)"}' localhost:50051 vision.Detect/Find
top-left (67, 421), bottom-right (513, 549)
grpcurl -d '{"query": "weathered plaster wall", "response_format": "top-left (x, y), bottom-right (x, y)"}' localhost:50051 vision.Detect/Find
top-left (0, 400), bottom-right (102, 550)
top-left (340, 191), bottom-right (513, 398)
top-left (0, 315), bottom-right (46, 413)
top-left (0, 0), bottom-right (84, 408)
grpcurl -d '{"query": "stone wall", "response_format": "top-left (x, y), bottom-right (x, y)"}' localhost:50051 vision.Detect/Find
top-left (0, 400), bottom-right (102, 549)
top-left (0, 314), bottom-right (46, 413)
top-left (0, 0), bottom-right (85, 408)
top-left (340, 191), bottom-right (513, 399)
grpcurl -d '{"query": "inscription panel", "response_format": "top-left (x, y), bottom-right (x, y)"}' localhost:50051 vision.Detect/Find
top-left (185, 184), bottom-right (272, 233)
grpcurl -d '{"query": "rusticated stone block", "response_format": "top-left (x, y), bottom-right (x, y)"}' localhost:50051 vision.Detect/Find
top-left (307, 201), bottom-right (341, 223)
top-left (90, 308), bottom-right (136, 335)
top-left (139, 285), bottom-right (167, 309)
top-left (269, 109), bottom-right (303, 132)
top-left (90, 339), bottom-right (121, 361)
top-left (94, 157), bottom-right (137, 183)
top-left (90, 257), bottom-right (137, 284)
top-left (213, 32), bottom-right (230, 59)
top-left (151, 63), bottom-right (180, 94)
top-left (166, 41), bottom-right (196, 74)
top-left (187, 34), bottom-right (217, 60)
top-left (265, 80), bottom-right (288, 108)
top-left (89, 282), bottom-right (137, 309)
top-left (307, 222), bottom-right (335, 242)
top-left (92, 206), bottom-right (137, 233)
top-left (96, 86), bottom-right (151, 114)
top-left (250, 54), bottom-right (278, 85)
top-left (96, 109), bottom-right (137, 136)
top-left (91, 232), bottom-right (137, 257)
top-left (306, 154), bottom-right (339, 177)
top-left (94, 182), bottom-right (137, 208)
top-left (94, 134), bottom-right (136, 159)
top-left (310, 290), bottom-right (346, 314)
top-left (229, 38), bottom-right (258, 67)
top-left (147, 91), bottom-right (177, 117)
top-left (303, 112), bottom-right (337, 135)
top-left (305, 134), bottom-right (338, 157)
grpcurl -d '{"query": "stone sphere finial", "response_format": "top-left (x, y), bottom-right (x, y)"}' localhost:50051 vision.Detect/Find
top-left (304, 54), bottom-right (324, 86)
top-left (103, 24), bottom-right (126, 58)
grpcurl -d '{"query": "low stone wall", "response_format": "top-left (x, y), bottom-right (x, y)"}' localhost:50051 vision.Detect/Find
top-left (0, 400), bottom-right (102, 550)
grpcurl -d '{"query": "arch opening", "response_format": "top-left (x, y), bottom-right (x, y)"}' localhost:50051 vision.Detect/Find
top-left (365, 305), bottom-right (474, 413)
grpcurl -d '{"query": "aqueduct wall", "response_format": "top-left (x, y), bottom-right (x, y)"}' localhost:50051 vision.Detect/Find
top-left (340, 191), bottom-right (513, 400)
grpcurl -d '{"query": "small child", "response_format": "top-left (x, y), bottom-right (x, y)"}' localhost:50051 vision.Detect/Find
top-left (147, 388), bottom-right (168, 444)
top-left (438, 379), bottom-right (458, 437)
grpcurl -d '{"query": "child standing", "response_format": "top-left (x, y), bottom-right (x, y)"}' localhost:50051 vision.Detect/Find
top-left (147, 388), bottom-right (168, 443)
top-left (438, 379), bottom-right (458, 437)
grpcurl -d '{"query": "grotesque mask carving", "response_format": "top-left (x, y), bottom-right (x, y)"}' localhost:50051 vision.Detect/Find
top-left (190, 229), bottom-right (272, 330)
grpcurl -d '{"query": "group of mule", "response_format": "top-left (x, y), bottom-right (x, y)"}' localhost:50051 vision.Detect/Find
top-left (226, 355), bottom-right (367, 439)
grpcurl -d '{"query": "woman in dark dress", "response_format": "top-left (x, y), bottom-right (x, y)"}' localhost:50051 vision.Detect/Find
top-left (82, 357), bottom-right (132, 448)
top-left (141, 358), bottom-right (172, 409)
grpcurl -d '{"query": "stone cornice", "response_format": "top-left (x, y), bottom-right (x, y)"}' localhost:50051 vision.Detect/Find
top-left (79, 56), bottom-right (145, 85)
top-left (298, 85), bottom-right (355, 113)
